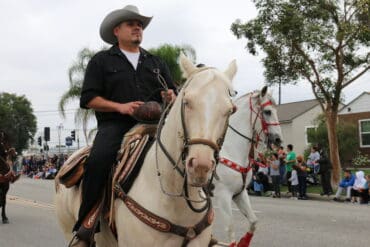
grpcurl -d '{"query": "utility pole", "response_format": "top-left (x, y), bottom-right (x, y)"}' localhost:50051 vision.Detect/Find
top-left (57, 123), bottom-right (63, 155)
top-left (278, 79), bottom-right (282, 105)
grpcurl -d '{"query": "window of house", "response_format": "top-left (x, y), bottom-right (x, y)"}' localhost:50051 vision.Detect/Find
top-left (359, 119), bottom-right (370, 147)
top-left (305, 126), bottom-right (316, 145)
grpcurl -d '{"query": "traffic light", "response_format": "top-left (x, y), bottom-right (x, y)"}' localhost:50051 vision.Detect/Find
top-left (71, 130), bottom-right (76, 141)
top-left (44, 127), bottom-right (50, 141)
top-left (37, 136), bottom-right (42, 146)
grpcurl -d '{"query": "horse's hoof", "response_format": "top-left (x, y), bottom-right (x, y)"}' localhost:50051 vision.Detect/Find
top-left (2, 218), bottom-right (9, 224)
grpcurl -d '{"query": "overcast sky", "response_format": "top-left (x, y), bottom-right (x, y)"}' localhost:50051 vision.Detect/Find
top-left (1, 0), bottom-right (369, 148)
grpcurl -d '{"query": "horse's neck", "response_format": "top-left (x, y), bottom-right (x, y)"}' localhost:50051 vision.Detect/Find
top-left (128, 103), bottom-right (208, 222)
top-left (220, 108), bottom-right (253, 167)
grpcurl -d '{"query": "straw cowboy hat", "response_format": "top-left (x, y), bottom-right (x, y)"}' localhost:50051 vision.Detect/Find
top-left (99, 5), bottom-right (152, 45)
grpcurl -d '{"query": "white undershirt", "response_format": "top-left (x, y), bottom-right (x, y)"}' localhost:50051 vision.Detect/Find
top-left (120, 49), bottom-right (140, 70)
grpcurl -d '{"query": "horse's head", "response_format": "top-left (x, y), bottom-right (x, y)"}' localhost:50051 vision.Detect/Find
top-left (176, 54), bottom-right (237, 186)
top-left (233, 87), bottom-right (282, 149)
top-left (253, 86), bottom-right (282, 148)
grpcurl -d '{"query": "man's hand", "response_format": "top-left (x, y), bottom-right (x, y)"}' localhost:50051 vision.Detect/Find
top-left (116, 101), bottom-right (144, 115)
top-left (161, 89), bottom-right (176, 103)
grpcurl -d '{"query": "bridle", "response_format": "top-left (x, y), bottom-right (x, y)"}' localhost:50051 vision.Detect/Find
top-left (155, 68), bottom-right (231, 213)
top-left (228, 93), bottom-right (280, 152)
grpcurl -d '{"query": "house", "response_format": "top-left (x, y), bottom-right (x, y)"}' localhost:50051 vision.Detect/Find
top-left (338, 92), bottom-right (370, 160)
top-left (276, 99), bottom-right (322, 156)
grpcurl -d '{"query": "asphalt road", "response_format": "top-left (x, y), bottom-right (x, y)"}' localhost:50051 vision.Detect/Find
top-left (0, 178), bottom-right (369, 247)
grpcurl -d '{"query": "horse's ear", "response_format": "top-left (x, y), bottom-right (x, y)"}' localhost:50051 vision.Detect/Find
top-left (261, 86), bottom-right (268, 97)
top-left (179, 52), bottom-right (196, 78)
top-left (224, 59), bottom-right (237, 81)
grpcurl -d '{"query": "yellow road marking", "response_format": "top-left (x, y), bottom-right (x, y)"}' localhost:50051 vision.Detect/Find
top-left (7, 195), bottom-right (55, 210)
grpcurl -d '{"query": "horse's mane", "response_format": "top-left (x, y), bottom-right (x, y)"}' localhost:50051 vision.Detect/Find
top-left (234, 90), bottom-right (276, 106)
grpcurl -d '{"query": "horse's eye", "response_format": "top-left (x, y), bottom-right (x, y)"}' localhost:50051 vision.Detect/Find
top-left (263, 110), bottom-right (271, 116)
top-left (183, 100), bottom-right (191, 109)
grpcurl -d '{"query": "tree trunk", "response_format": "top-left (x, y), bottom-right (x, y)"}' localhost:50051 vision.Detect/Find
top-left (325, 108), bottom-right (341, 186)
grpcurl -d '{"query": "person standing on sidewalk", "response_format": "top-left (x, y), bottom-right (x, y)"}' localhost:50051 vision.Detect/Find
top-left (289, 165), bottom-right (299, 199)
top-left (268, 153), bottom-right (281, 198)
top-left (296, 155), bottom-right (308, 200)
top-left (318, 148), bottom-right (333, 196)
top-left (285, 144), bottom-right (296, 194)
top-left (278, 146), bottom-right (286, 185)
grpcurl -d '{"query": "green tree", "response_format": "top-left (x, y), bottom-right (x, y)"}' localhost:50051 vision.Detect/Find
top-left (307, 115), bottom-right (358, 164)
top-left (149, 44), bottom-right (196, 85)
top-left (231, 0), bottom-right (370, 184)
top-left (0, 92), bottom-right (37, 153)
top-left (58, 48), bottom-right (99, 144)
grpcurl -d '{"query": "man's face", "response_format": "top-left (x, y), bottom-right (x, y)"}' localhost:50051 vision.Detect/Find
top-left (344, 171), bottom-right (350, 178)
top-left (114, 20), bottom-right (143, 46)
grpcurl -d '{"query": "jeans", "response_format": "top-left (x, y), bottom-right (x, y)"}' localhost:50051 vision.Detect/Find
top-left (286, 171), bottom-right (292, 192)
top-left (279, 165), bottom-right (286, 184)
top-left (335, 186), bottom-right (352, 199)
top-left (271, 175), bottom-right (280, 196)
top-left (320, 170), bottom-right (333, 194)
top-left (298, 176), bottom-right (307, 197)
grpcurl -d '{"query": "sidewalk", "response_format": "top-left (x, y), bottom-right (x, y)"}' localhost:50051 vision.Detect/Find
top-left (251, 191), bottom-right (335, 201)
top-left (306, 192), bottom-right (334, 201)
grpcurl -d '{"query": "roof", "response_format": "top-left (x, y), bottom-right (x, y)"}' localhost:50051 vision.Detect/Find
top-left (276, 99), bottom-right (320, 123)
top-left (339, 92), bottom-right (370, 113)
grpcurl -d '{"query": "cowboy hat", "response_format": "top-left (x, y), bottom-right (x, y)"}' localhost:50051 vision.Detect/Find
top-left (99, 5), bottom-right (152, 45)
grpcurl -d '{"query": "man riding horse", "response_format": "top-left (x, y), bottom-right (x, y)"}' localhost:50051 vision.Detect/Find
top-left (69, 5), bottom-right (176, 247)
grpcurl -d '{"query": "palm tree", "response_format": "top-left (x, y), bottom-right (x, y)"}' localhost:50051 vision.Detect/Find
top-left (59, 48), bottom-right (100, 144)
top-left (148, 44), bottom-right (196, 86)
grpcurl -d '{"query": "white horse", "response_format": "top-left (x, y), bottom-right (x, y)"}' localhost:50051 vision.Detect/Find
top-left (55, 54), bottom-right (238, 247)
top-left (213, 87), bottom-right (282, 246)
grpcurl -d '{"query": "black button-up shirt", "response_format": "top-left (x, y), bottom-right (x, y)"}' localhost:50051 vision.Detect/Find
top-left (80, 45), bottom-right (176, 128)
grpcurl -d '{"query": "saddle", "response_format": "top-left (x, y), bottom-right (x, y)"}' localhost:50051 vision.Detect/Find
top-left (57, 146), bottom-right (91, 188)
top-left (57, 124), bottom-right (157, 190)
top-left (57, 124), bottom-right (157, 243)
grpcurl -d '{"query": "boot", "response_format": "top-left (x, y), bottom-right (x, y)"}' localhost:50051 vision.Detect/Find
top-left (68, 235), bottom-right (90, 247)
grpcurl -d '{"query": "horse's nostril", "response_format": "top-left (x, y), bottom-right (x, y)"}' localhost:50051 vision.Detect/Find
top-left (187, 158), bottom-right (198, 168)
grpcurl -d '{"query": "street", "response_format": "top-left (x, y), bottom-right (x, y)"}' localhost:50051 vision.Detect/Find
top-left (0, 178), bottom-right (369, 247)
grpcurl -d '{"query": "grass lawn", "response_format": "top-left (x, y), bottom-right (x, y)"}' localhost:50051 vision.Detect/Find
top-left (279, 168), bottom-right (370, 195)
top-left (347, 168), bottom-right (370, 176)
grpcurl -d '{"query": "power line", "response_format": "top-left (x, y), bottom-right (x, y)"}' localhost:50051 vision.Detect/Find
top-left (34, 108), bottom-right (79, 113)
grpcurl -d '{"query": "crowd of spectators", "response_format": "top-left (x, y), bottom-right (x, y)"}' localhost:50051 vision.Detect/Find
top-left (21, 153), bottom-right (68, 179)
top-left (248, 143), bottom-right (369, 205)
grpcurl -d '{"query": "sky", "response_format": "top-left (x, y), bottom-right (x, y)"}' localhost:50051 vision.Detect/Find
top-left (0, 0), bottom-right (369, 149)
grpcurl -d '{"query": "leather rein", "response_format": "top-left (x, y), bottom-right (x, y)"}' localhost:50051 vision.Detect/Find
top-left (155, 68), bottom-right (229, 211)
top-left (114, 68), bottom-right (230, 246)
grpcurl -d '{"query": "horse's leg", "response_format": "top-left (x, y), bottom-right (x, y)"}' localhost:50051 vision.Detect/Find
top-left (1, 183), bottom-right (9, 224)
top-left (214, 185), bottom-right (235, 243)
top-left (233, 190), bottom-right (257, 233)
